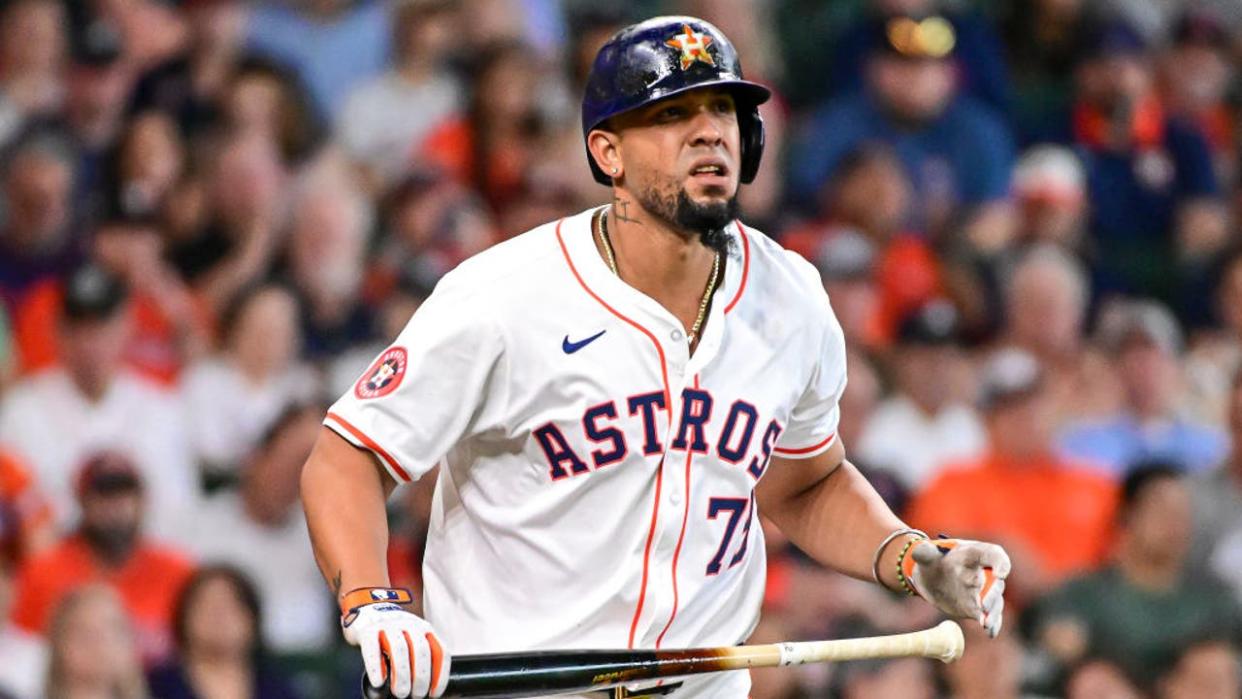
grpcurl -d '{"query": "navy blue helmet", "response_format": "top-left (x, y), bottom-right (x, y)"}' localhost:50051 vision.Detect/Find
top-left (581, 16), bottom-right (772, 185)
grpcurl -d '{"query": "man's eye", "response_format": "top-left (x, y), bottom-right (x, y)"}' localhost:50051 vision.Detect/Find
top-left (659, 107), bottom-right (683, 119)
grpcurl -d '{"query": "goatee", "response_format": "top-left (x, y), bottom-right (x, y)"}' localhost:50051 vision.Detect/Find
top-left (637, 185), bottom-right (738, 255)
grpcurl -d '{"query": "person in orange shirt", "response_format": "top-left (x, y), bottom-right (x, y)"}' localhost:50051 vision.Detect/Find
top-left (10, 451), bottom-right (194, 664)
top-left (906, 348), bottom-right (1118, 603)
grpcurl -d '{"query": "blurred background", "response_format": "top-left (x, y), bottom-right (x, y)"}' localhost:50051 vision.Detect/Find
top-left (0, 0), bottom-right (1240, 697)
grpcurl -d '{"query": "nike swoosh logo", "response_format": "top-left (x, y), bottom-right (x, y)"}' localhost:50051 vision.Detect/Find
top-left (563, 330), bottom-right (607, 354)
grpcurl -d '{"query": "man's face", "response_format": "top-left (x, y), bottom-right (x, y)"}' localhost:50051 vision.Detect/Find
top-left (80, 489), bottom-right (142, 560)
top-left (869, 55), bottom-right (955, 122)
top-left (1126, 476), bottom-right (1191, 565)
top-left (604, 88), bottom-right (742, 244)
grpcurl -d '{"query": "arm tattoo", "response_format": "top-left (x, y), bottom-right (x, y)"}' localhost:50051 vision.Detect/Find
top-left (332, 570), bottom-right (343, 596)
top-left (612, 197), bottom-right (641, 224)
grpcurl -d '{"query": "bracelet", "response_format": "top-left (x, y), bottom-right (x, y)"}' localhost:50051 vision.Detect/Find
top-left (895, 537), bottom-right (923, 597)
top-left (871, 527), bottom-right (928, 592)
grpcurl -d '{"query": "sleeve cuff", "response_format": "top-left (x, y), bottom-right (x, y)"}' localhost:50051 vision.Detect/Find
top-left (324, 411), bottom-right (414, 483)
top-left (772, 432), bottom-right (837, 460)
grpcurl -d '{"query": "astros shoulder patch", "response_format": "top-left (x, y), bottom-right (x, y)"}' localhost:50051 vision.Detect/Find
top-left (355, 346), bottom-right (408, 399)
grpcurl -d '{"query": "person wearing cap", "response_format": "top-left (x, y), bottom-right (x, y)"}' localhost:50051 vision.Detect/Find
top-left (1159, 8), bottom-right (1236, 175)
top-left (9, 451), bottom-right (194, 664)
top-left (782, 145), bottom-right (945, 347)
top-left (907, 348), bottom-right (1118, 600)
top-left (1011, 145), bottom-right (1088, 249)
top-left (856, 300), bottom-right (986, 490)
top-left (0, 264), bottom-right (198, 542)
top-left (788, 11), bottom-right (1016, 252)
top-left (1060, 16), bottom-right (1226, 316)
top-left (1058, 299), bottom-right (1228, 476)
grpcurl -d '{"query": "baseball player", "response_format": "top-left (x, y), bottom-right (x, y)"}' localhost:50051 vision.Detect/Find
top-left (301, 16), bottom-right (1011, 699)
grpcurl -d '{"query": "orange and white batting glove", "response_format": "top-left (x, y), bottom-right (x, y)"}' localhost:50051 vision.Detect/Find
top-left (341, 588), bottom-right (451, 698)
top-left (903, 538), bottom-right (1011, 638)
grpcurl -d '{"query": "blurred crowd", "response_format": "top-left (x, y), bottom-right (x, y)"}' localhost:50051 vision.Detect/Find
top-left (0, 0), bottom-right (1241, 697)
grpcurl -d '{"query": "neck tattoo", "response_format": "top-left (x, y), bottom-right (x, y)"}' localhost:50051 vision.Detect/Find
top-left (597, 207), bottom-right (720, 345)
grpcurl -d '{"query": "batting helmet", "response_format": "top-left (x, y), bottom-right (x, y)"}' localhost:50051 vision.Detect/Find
top-left (582, 16), bottom-right (772, 186)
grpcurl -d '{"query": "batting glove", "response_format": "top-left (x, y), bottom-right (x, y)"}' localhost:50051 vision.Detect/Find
top-left (905, 538), bottom-right (1011, 638)
top-left (341, 588), bottom-right (450, 698)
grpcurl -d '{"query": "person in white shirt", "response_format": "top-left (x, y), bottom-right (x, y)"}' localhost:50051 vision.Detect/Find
top-left (857, 300), bottom-right (986, 489)
top-left (0, 265), bottom-right (198, 543)
top-left (337, 0), bottom-right (462, 188)
top-left (302, 17), bottom-right (1012, 699)
top-left (182, 283), bottom-right (319, 483)
top-left (190, 403), bottom-right (334, 653)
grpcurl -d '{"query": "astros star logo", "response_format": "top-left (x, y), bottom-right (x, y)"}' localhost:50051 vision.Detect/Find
top-left (666, 24), bottom-right (715, 70)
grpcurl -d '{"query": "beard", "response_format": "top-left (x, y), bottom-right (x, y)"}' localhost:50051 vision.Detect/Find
top-left (81, 521), bottom-right (140, 564)
top-left (635, 182), bottom-right (738, 255)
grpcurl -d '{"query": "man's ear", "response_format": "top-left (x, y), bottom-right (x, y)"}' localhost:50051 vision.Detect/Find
top-left (587, 129), bottom-right (623, 180)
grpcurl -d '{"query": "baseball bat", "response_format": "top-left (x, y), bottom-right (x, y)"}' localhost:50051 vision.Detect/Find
top-left (361, 619), bottom-right (964, 698)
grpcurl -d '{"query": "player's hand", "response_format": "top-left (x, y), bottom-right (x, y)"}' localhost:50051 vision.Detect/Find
top-left (906, 538), bottom-right (1010, 638)
top-left (341, 589), bottom-right (450, 698)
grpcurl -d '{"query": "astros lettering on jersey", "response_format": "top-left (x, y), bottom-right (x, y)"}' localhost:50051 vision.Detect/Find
top-left (324, 206), bottom-right (847, 697)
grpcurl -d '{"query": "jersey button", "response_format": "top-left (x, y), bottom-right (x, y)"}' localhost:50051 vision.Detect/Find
top-left (669, 490), bottom-right (682, 506)
top-left (670, 329), bottom-right (684, 342)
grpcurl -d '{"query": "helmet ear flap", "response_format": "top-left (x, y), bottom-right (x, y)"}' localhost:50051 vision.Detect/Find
top-left (738, 106), bottom-right (765, 185)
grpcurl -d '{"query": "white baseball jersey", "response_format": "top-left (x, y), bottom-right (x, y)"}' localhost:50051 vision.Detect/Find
top-left (325, 207), bottom-right (847, 697)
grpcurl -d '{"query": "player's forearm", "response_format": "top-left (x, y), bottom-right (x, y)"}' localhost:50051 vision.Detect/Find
top-left (762, 457), bottom-right (908, 586)
top-left (301, 427), bottom-right (397, 602)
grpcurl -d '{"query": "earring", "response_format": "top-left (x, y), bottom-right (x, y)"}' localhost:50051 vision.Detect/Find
top-left (611, 167), bottom-right (619, 174)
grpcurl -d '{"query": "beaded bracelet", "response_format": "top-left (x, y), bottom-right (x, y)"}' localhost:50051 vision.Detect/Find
top-left (871, 527), bottom-right (928, 594)
top-left (895, 537), bottom-right (923, 597)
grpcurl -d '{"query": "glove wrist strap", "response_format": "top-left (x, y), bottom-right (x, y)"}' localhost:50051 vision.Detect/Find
top-left (339, 587), bottom-right (415, 617)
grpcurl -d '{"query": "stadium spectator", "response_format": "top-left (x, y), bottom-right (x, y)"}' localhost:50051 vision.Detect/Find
top-left (1156, 638), bottom-right (1241, 699)
top-left (43, 584), bottom-right (148, 699)
top-left (1059, 299), bottom-right (1227, 475)
top-left (186, 404), bottom-right (333, 654)
top-left (1061, 17), bottom-right (1227, 315)
top-left (221, 58), bottom-right (323, 167)
top-left (242, 0), bottom-right (392, 121)
top-left (64, 17), bottom-right (133, 203)
top-left (1028, 464), bottom-right (1241, 689)
top-left (837, 657), bottom-right (935, 699)
top-left (0, 0), bottom-right (67, 140)
top-left (783, 146), bottom-right (944, 344)
top-left (182, 283), bottom-right (317, 485)
top-left (1011, 145), bottom-right (1088, 250)
top-left (1159, 9), bottom-right (1236, 186)
top-left (856, 300), bottom-right (986, 489)
top-left (942, 624), bottom-right (1026, 699)
top-left (0, 553), bottom-right (44, 699)
top-left (101, 111), bottom-right (185, 220)
top-left (167, 131), bottom-right (287, 313)
top-left (83, 0), bottom-right (188, 73)
top-left (0, 126), bottom-right (82, 347)
top-left (147, 565), bottom-right (302, 699)
top-left (128, 1), bottom-right (248, 140)
top-left (418, 40), bottom-right (564, 214)
top-left (283, 157), bottom-right (376, 360)
top-left (12, 452), bottom-right (195, 663)
top-left (827, 0), bottom-right (1012, 116)
top-left (1064, 658), bottom-right (1143, 699)
top-left (787, 12), bottom-right (1016, 251)
top-left (999, 245), bottom-right (1120, 424)
top-left (907, 348), bottom-right (1117, 598)
top-left (1188, 368), bottom-right (1242, 605)
top-left (0, 264), bottom-right (198, 536)
top-left (1185, 248), bottom-right (1242, 427)
top-left (338, 0), bottom-right (462, 189)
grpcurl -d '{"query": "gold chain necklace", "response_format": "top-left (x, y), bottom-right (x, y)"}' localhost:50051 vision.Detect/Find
top-left (597, 208), bottom-right (720, 344)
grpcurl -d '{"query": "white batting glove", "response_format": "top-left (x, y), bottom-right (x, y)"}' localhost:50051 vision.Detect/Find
top-left (905, 538), bottom-right (1011, 638)
top-left (341, 588), bottom-right (451, 698)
